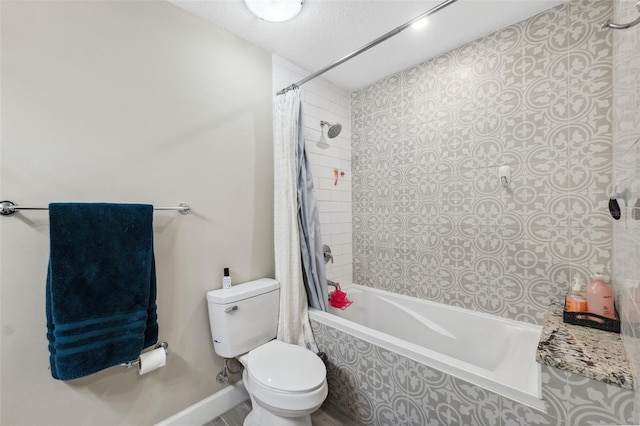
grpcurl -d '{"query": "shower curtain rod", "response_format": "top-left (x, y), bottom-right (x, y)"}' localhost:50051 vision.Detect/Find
top-left (276, 0), bottom-right (459, 96)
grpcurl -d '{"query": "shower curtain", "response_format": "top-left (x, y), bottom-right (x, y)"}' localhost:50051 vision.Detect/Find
top-left (296, 103), bottom-right (329, 313)
top-left (274, 88), bottom-right (326, 350)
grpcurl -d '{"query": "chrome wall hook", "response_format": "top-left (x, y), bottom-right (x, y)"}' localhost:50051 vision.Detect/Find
top-left (602, 1), bottom-right (640, 30)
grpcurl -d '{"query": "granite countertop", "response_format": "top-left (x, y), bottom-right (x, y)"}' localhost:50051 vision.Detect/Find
top-left (536, 298), bottom-right (634, 390)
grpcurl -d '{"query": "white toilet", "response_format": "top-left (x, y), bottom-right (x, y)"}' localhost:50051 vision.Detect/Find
top-left (206, 278), bottom-right (328, 426)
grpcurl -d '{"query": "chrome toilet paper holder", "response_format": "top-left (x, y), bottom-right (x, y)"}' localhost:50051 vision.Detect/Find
top-left (121, 340), bottom-right (168, 369)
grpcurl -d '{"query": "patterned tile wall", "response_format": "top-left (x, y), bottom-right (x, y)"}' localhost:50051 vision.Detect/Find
top-left (351, 0), bottom-right (614, 324)
top-left (612, 0), bottom-right (640, 423)
top-left (311, 319), bottom-right (634, 426)
top-left (273, 56), bottom-right (353, 285)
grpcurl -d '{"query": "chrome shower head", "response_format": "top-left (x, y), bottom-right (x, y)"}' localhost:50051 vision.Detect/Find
top-left (320, 120), bottom-right (342, 139)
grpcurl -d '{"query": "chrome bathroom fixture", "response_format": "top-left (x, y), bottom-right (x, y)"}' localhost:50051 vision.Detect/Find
top-left (320, 121), bottom-right (342, 139)
top-left (317, 121), bottom-right (341, 149)
top-left (322, 244), bottom-right (334, 264)
top-left (277, 0), bottom-right (458, 94)
top-left (120, 341), bottom-right (168, 369)
top-left (602, 1), bottom-right (640, 29)
top-left (0, 200), bottom-right (191, 216)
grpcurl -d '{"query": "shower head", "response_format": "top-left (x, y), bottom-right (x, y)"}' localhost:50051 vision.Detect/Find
top-left (321, 120), bottom-right (342, 139)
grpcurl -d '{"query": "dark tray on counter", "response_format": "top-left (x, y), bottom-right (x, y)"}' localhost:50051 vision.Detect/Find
top-left (563, 310), bottom-right (621, 333)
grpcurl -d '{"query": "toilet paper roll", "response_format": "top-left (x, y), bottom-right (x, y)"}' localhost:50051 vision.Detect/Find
top-left (138, 347), bottom-right (167, 375)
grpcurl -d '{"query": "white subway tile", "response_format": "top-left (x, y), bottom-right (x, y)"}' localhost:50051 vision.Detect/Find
top-left (315, 189), bottom-right (333, 201)
top-left (332, 212), bottom-right (352, 223)
top-left (333, 233), bottom-right (353, 245)
top-left (330, 102), bottom-right (350, 118)
top-left (322, 223), bottom-right (343, 235)
top-left (305, 91), bottom-right (332, 111)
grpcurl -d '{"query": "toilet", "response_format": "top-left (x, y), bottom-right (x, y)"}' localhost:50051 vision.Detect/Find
top-left (206, 278), bottom-right (328, 426)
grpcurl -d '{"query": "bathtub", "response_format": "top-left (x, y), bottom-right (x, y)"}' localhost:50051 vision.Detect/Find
top-left (308, 284), bottom-right (544, 410)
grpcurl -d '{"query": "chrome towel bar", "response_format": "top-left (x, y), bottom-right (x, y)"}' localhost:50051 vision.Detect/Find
top-left (0, 200), bottom-right (190, 216)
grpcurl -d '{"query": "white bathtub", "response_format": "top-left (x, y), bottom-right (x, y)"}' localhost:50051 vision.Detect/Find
top-left (309, 284), bottom-right (544, 410)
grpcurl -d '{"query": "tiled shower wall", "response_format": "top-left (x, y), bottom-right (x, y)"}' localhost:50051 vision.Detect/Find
top-left (272, 56), bottom-right (353, 285)
top-left (352, 0), bottom-right (614, 324)
top-left (612, 0), bottom-right (640, 421)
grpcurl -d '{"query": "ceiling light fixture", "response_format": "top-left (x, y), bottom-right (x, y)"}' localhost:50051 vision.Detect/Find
top-left (244, 0), bottom-right (303, 22)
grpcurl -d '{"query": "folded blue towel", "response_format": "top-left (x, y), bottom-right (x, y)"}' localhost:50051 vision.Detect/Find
top-left (46, 203), bottom-right (158, 380)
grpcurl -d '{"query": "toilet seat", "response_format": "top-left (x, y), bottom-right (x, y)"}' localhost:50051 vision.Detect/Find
top-left (247, 340), bottom-right (326, 393)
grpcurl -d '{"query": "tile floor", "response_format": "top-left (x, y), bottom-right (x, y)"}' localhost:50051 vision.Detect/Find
top-left (203, 400), bottom-right (359, 426)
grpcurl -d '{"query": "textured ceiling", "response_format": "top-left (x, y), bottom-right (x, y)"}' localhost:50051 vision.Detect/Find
top-left (168, 0), bottom-right (565, 91)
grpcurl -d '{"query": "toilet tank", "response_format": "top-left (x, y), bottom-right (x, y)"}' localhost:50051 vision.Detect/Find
top-left (206, 278), bottom-right (280, 358)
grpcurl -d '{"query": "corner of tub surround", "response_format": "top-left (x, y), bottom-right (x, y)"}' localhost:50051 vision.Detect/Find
top-left (536, 298), bottom-right (633, 391)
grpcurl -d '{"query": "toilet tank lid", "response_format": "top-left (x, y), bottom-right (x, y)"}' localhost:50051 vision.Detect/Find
top-left (207, 278), bottom-right (279, 304)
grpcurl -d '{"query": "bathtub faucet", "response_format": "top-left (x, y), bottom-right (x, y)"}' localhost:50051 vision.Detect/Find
top-left (322, 244), bottom-right (334, 264)
top-left (327, 280), bottom-right (338, 290)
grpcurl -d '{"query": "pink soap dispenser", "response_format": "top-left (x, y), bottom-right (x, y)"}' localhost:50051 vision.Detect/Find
top-left (586, 265), bottom-right (616, 319)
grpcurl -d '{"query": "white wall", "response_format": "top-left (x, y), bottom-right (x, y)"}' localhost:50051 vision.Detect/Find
top-left (0, 1), bottom-right (273, 424)
top-left (272, 57), bottom-right (352, 285)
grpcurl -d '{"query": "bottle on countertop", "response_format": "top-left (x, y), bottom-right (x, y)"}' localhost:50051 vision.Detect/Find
top-left (586, 265), bottom-right (616, 319)
top-left (565, 277), bottom-right (587, 312)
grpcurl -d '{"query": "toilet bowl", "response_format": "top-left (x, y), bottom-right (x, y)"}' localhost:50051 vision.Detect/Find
top-left (206, 278), bottom-right (328, 426)
top-left (239, 340), bottom-right (328, 426)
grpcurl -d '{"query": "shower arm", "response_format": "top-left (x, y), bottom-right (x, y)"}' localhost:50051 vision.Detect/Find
top-left (276, 0), bottom-right (459, 95)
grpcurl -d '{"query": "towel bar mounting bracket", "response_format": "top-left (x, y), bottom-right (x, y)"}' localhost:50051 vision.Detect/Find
top-left (0, 201), bottom-right (17, 216)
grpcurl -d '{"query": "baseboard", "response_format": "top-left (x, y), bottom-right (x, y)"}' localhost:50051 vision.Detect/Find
top-left (155, 381), bottom-right (249, 426)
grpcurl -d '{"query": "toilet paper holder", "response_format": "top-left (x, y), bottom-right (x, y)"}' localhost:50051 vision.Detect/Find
top-left (121, 340), bottom-right (168, 369)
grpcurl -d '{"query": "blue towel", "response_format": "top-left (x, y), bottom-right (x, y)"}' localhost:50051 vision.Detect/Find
top-left (46, 203), bottom-right (158, 381)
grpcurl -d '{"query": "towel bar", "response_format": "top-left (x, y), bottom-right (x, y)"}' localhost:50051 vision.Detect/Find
top-left (0, 201), bottom-right (190, 216)
top-left (121, 341), bottom-right (169, 369)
